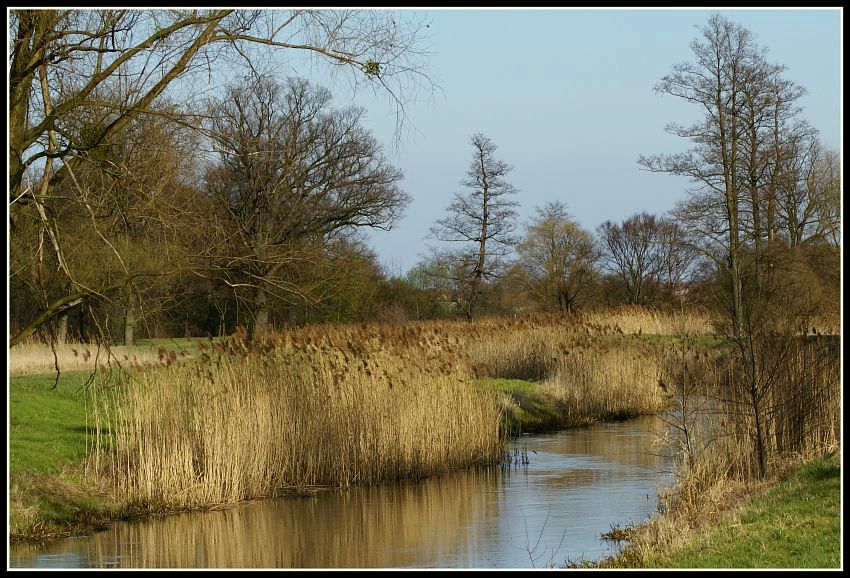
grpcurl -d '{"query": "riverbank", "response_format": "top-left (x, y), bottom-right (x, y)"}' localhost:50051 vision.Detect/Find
top-left (9, 368), bottom-right (624, 543)
top-left (9, 369), bottom-right (842, 570)
top-left (9, 310), bottom-right (838, 563)
top-left (9, 371), bottom-right (127, 542)
top-left (592, 452), bottom-right (841, 569)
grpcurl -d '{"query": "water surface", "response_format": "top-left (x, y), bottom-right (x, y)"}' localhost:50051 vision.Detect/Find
top-left (9, 414), bottom-right (675, 569)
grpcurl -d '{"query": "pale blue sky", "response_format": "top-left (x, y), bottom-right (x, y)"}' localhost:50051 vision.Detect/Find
top-left (319, 8), bottom-right (842, 275)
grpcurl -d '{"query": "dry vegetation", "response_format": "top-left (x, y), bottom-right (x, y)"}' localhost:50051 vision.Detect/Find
top-left (16, 306), bottom-right (837, 521)
top-left (602, 334), bottom-right (842, 567)
top-left (90, 326), bottom-right (503, 510)
top-left (8, 340), bottom-right (169, 376)
top-left (83, 307), bottom-right (704, 511)
top-left (466, 324), bottom-right (669, 426)
top-left (8, 303), bottom-right (841, 561)
top-left (581, 305), bottom-right (714, 336)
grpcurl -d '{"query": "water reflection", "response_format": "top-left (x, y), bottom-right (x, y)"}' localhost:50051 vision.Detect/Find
top-left (10, 414), bottom-right (675, 569)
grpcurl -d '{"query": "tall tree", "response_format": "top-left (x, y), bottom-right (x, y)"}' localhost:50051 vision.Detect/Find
top-left (430, 134), bottom-right (519, 320)
top-left (517, 202), bottom-right (598, 313)
top-left (639, 13), bottom-right (823, 334)
top-left (638, 13), bottom-right (764, 335)
top-left (8, 8), bottom-right (432, 347)
top-left (204, 75), bottom-right (409, 338)
top-left (641, 13), bottom-right (837, 478)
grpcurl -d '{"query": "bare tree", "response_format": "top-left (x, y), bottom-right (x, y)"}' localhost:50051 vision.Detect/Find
top-left (430, 133), bottom-right (519, 320)
top-left (597, 212), bottom-right (669, 306)
top-left (517, 201), bottom-right (598, 313)
top-left (737, 53), bottom-right (807, 256)
top-left (203, 75), bottom-right (409, 338)
top-left (643, 13), bottom-right (839, 479)
top-left (775, 136), bottom-right (840, 248)
top-left (638, 13), bottom-right (824, 335)
top-left (808, 146), bottom-right (841, 247)
top-left (8, 8), bottom-right (433, 347)
top-left (638, 13), bottom-right (763, 335)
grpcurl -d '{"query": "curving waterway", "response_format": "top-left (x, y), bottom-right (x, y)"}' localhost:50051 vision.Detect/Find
top-left (9, 414), bottom-right (677, 569)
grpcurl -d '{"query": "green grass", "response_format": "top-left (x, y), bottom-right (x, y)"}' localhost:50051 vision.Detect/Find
top-left (478, 377), bottom-right (590, 435)
top-left (483, 377), bottom-right (536, 396)
top-left (644, 454), bottom-right (841, 568)
top-left (8, 370), bottom-right (128, 540)
top-left (8, 371), bottom-right (93, 477)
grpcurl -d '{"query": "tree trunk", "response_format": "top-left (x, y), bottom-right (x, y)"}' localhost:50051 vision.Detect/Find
top-left (56, 314), bottom-right (69, 344)
top-left (750, 381), bottom-right (767, 479)
top-left (124, 289), bottom-right (136, 346)
top-left (254, 284), bottom-right (270, 340)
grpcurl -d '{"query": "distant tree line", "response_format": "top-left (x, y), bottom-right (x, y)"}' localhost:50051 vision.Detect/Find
top-left (8, 10), bottom-right (839, 350)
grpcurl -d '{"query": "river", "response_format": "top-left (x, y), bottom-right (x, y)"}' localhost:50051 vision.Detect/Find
top-left (9, 414), bottom-right (677, 569)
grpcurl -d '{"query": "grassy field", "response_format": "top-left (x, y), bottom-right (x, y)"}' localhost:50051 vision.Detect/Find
top-left (605, 454), bottom-right (841, 569)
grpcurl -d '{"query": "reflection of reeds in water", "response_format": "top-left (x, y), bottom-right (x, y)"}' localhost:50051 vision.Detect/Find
top-left (77, 467), bottom-right (502, 568)
top-left (549, 415), bottom-right (675, 471)
top-left (500, 446), bottom-right (530, 469)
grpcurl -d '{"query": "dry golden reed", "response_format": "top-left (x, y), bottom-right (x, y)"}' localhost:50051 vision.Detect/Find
top-left (466, 324), bottom-right (668, 424)
top-left (581, 305), bottom-right (714, 336)
top-left (93, 334), bottom-right (502, 510)
top-left (87, 306), bottom-right (714, 511)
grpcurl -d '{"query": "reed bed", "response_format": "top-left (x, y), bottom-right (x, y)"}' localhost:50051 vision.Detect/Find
top-left (716, 336), bottom-right (841, 479)
top-left (467, 325), bottom-right (668, 425)
top-left (581, 305), bottom-right (714, 336)
top-left (808, 314), bottom-right (841, 336)
top-left (609, 333), bottom-right (843, 568)
top-left (84, 306), bottom-right (718, 511)
top-left (92, 335), bottom-right (502, 510)
top-left (538, 345), bottom-right (667, 424)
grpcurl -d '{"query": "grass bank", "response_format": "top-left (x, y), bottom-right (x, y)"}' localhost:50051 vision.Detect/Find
top-left (8, 371), bottom-right (128, 541)
top-left (595, 453), bottom-right (841, 568)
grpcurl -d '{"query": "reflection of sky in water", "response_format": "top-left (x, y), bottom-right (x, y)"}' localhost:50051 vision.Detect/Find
top-left (447, 419), bottom-right (673, 568)
top-left (10, 415), bottom-right (675, 569)
top-left (32, 553), bottom-right (88, 568)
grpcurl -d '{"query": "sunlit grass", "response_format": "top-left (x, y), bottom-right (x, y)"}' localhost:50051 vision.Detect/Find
top-left (8, 339), bottom-right (196, 376)
top-left (8, 371), bottom-right (126, 540)
top-left (620, 454), bottom-right (841, 568)
top-left (9, 372), bottom-right (92, 476)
